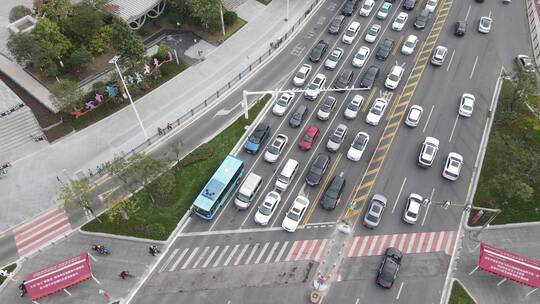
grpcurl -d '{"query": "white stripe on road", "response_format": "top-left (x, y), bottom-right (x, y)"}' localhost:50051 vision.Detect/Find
top-left (159, 248), bottom-right (178, 273)
top-left (464, 5), bottom-right (472, 21)
top-left (285, 241), bottom-right (299, 262)
top-left (397, 234), bottom-right (407, 251)
top-left (255, 242), bottom-right (270, 264)
top-left (469, 55), bottom-right (478, 79)
top-left (446, 49), bottom-right (455, 72)
top-left (245, 243), bottom-right (260, 265)
top-left (265, 242), bottom-right (280, 264)
top-left (275, 241), bottom-right (289, 262)
top-left (169, 248), bottom-right (189, 272)
top-left (357, 236), bottom-right (370, 257)
top-left (422, 105), bottom-right (435, 133)
top-left (305, 240), bottom-right (318, 260)
top-left (202, 246), bottom-right (220, 268)
top-left (348, 237), bottom-right (360, 257)
top-left (435, 231), bottom-right (446, 252)
top-left (416, 233), bottom-right (427, 253)
top-left (314, 239), bottom-right (328, 261)
top-left (448, 115), bottom-right (459, 143)
top-left (181, 247), bottom-right (199, 270)
top-left (422, 188), bottom-right (435, 226)
top-left (234, 244), bottom-right (250, 266)
top-left (396, 282), bottom-right (405, 299)
top-left (426, 232), bottom-right (436, 253)
top-left (213, 245), bottom-right (230, 267)
top-left (406, 234), bottom-right (417, 254)
top-left (295, 240), bottom-right (309, 261)
top-left (367, 235), bottom-right (379, 256)
top-left (223, 244), bottom-right (240, 266)
top-left (389, 234), bottom-right (398, 248)
top-left (392, 178), bottom-right (407, 214)
top-left (445, 231), bottom-right (455, 255)
top-left (192, 246), bottom-right (210, 268)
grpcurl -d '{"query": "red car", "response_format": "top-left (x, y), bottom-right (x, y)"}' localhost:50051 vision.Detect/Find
top-left (299, 125), bottom-right (320, 151)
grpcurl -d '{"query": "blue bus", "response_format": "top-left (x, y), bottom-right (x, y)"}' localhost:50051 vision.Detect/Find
top-left (192, 155), bottom-right (245, 220)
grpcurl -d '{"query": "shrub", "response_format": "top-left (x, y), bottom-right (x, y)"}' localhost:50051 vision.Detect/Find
top-left (89, 25), bottom-right (112, 54)
top-left (223, 11), bottom-right (238, 26)
top-left (9, 5), bottom-right (33, 22)
top-left (144, 223), bottom-right (166, 239)
top-left (91, 81), bottom-right (107, 93)
top-left (155, 44), bottom-right (172, 61)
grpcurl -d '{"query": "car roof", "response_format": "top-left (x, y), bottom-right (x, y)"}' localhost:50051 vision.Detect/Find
top-left (306, 125), bottom-right (319, 135)
top-left (407, 34), bottom-right (418, 41)
top-left (315, 153), bottom-right (330, 164)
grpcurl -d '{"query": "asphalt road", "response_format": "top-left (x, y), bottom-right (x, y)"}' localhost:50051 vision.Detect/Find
top-left (48, 0), bottom-right (531, 303)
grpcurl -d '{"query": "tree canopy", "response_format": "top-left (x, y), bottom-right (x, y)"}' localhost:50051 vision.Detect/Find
top-left (185, 0), bottom-right (222, 28)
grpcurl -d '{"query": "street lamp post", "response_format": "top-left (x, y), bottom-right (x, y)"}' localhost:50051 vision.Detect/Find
top-left (285, 0), bottom-right (289, 21)
top-left (109, 56), bottom-right (149, 140)
top-left (220, 5), bottom-right (226, 37)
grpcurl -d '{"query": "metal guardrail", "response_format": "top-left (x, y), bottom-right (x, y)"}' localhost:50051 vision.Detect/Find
top-left (82, 0), bottom-right (321, 181)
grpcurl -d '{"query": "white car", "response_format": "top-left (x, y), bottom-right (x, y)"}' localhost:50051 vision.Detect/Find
top-left (405, 105), bottom-right (423, 127)
top-left (264, 134), bottom-right (288, 163)
top-left (305, 73), bottom-right (326, 100)
top-left (418, 136), bottom-right (439, 168)
top-left (401, 34), bottom-right (418, 55)
top-left (392, 12), bottom-right (408, 31)
top-left (459, 93), bottom-right (475, 117)
top-left (442, 152), bottom-right (463, 181)
top-left (366, 98), bottom-right (388, 126)
top-left (431, 45), bottom-right (448, 66)
top-left (254, 191), bottom-right (281, 226)
top-left (272, 92), bottom-right (294, 116)
top-left (317, 96), bottom-right (337, 120)
top-left (325, 47), bottom-right (344, 70)
top-left (352, 46), bottom-right (370, 67)
top-left (342, 21), bottom-right (361, 44)
top-left (347, 131), bottom-right (369, 162)
top-left (377, 2), bottom-right (392, 20)
top-left (359, 0), bottom-right (375, 16)
top-left (385, 65), bottom-right (405, 90)
top-left (282, 195), bottom-right (310, 232)
top-left (478, 16), bottom-right (492, 34)
top-left (425, 0), bottom-right (438, 13)
top-left (364, 24), bottom-right (381, 43)
top-left (403, 193), bottom-right (422, 224)
top-left (344, 94), bottom-right (364, 119)
top-left (327, 124), bottom-right (348, 152)
top-left (293, 64), bottom-right (312, 87)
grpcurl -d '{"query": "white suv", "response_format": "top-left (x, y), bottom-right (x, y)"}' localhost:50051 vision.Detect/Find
top-left (418, 137), bottom-right (439, 168)
top-left (403, 193), bottom-right (422, 224)
top-left (385, 65), bottom-right (404, 90)
top-left (431, 45), bottom-right (448, 66)
top-left (305, 73), bottom-right (326, 100)
top-left (359, 0), bottom-right (375, 16)
top-left (282, 195), bottom-right (310, 232)
top-left (342, 21), bottom-right (361, 44)
top-left (327, 124), bottom-right (348, 152)
top-left (343, 94), bottom-right (364, 119)
top-left (272, 92), bottom-right (294, 116)
top-left (442, 152), bottom-right (463, 181)
top-left (366, 98), bottom-right (388, 126)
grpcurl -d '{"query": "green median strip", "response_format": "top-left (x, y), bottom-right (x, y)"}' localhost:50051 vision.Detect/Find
top-left (82, 94), bottom-right (271, 240)
top-left (449, 280), bottom-right (476, 304)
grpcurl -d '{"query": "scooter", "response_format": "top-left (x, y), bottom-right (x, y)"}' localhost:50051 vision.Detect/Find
top-left (92, 245), bottom-right (111, 255)
top-left (149, 246), bottom-right (161, 256)
top-left (19, 283), bottom-right (26, 297)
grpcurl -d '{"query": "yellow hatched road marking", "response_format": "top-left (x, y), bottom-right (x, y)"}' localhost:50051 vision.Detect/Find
top-left (365, 167), bottom-right (379, 177)
top-left (363, 87), bottom-right (377, 112)
top-left (376, 143), bottom-right (390, 152)
top-left (356, 180), bottom-right (374, 192)
top-left (392, 36), bottom-right (405, 57)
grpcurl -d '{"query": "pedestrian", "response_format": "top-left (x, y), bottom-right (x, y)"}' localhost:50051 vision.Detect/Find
top-left (167, 123), bottom-right (172, 130)
top-left (158, 127), bottom-right (163, 136)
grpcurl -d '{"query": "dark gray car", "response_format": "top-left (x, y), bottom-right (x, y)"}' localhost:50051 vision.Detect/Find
top-left (376, 38), bottom-right (394, 60)
top-left (289, 104), bottom-right (308, 128)
top-left (414, 9), bottom-right (429, 30)
top-left (328, 15), bottom-right (346, 34)
top-left (306, 154), bottom-right (331, 187)
top-left (334, 69), bottom-right (354, 92)
top-left (342, 0), bottom-right (358, 16)
top-left (359, 66), bottom-right (380, 89)
top-left (320, 175), bottom-right (346, 210)
top-left (403, 0), bottom-right (416, 10)
top-left (309, 40), bottom-right (329, 62)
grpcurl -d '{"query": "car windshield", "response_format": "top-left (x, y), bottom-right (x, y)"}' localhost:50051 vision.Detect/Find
top-left (287, 208), bottom-right (301, 221)
top-left (295, 70), bottom-right (306, 79)
top-left (259, 203), bottom-right (273, 216)
top-left (372, 104), bottom-right (383, 115)
top-left (321, 103), bottom-right (332, 112)
top-left (303, 134), bottom-right (313, 143)
top-left (326, 187), bottom-right (339, 199)
top-left (278, 175), bottom-right (289, 183)
top-left (355, 52), bottom-right (366, 60)
top-left (368, 28), bottom-right (377, 35)
top-left (277, 97), bottom-right (289, 106)
top-left (353, 136), bottom-right (367, 150)
top-left (371, 204), bottom-right (382, 214)
top-left (397, 17), bottom-right (405, 23)
top-left (367, 214), bottom-right (379, 222)
top-left (268, 144), bottom-right (280, 155)
top-left (312, 163), bottom-right (324, 175)
top-left (418, 14), bottom-right (427, 22)
top-left (425, 145), bottom-right (435, 156)
top-left (381, 6), bottom-right (389, 13)
top-left (389, 74), bottom-right (399, 81)
top-left (362, 3), bottom-right (370, 9)
top-left (237, 192), bottom-right (250, 203)
top-left (348, 102), bottom-right (359, 111)
top-left (405, 40), bottom-right (414, 48)
top-left (346, 29), bottom-right (355, 36)
top-left (462, 104), bottom-right (473, 111)
top-left (330, 133), bottom-right (343, 143)
top-left (406, 211), bottom-right (417, 218)
top-left (308, 83), bottom-right (318, 90)
top-left (481, 19), bottom-right (490, 27)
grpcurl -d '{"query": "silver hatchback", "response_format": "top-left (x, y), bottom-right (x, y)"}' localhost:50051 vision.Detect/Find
top-left (363, 194), bottom-right (387, 229)
top-left (326, 124), bottom-right (348, 152)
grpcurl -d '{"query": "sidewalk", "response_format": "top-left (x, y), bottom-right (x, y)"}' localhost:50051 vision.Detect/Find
top-left (0, 0), bottom-right (318, 230)
top-left (454, 224), bottom-right (540, 304)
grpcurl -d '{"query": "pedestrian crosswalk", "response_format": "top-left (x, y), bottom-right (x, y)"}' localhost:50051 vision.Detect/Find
top-left (13, 207), bottom-right (72, 257)
top-left (160, 230), bottom-right (457, 272)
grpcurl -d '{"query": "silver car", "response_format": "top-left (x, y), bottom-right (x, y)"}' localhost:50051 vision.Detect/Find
top-left (363, 194), bottom-right (387, 229)
top-left (325, 47), bottom-right (344, 70)
top-left (431, 46), bottom-right (448, 66)
top-left (326, 124), bottom-right (348, 152)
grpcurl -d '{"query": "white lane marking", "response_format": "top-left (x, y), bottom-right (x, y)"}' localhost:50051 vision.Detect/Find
top-left (294, 240), bottom-right (309, 261)
top-left (405, 233), bottom-right (417, 254)
top-left (304, 240), bottom-right (318, 260)
top-left (392, 177), bottom-right (407, 214)
top-left (159, 248), bottom-right (178, 273)
top-left (446, 49), bottom-right (455, 72)
top-left (357, 236), bottom-right (370, 257)
top-left (354, 298), bottom-right (360, 304)
top-left (285, 240), bottom-right (299, 261)
top-left (416, 233), bottom-right (427, 253)
top-left (488, 11), bottom-right (492, 18)
top-left (234, 244), bottom-right (250, 266)
top-left (348, 237), bottom-right (360, 257)
top-left (377, 234), bottom-right (389, 255)
top-left (469, 55), bottom-right (478, 79)
top-left (389, 234), bottom-right (398, 248)
top-left (223, 244), bottom-right (240, 266)
top-left (396, 282), bottom-right (405, 299)
top-left (181, 247), bottom-right (199, 270)
top-left (445, 231), bottom-right (455, 255)
top-left (275, 241), bottom-right (289, 262)
top-left (448, 115), bottom-right (459, 142)
top-left (265, 242), bottom-right (281, 263)
top-left (464, 5), bottom-right (472, 21)
top-left (397, 234), bottom-right (407, 251)
top-left (314, 239), bottom-right (328, 261)
top-left (193, 246), bottom-right (210, 268)
top-left (366, 235), bottom-right (379, 256)
top-left (169, 248), bottom-right (189, 272)
top-left (422, 105), bottom-right (435, 133)
top-left (425, 232), bottom-right (436, 253)
top-left (202, 246), bottom-right (220, 268)
top-left (179, 226), bottom-right (282, 237)
top-left (245, 243), bottom-right (260, 265)
top-left (255, 242), bottom-right (270, 264)
top-left (435, 231), bottom-right (446, 252)
top-left (421, 188), bottom-right (436, 226)
top-left (213, 245), bottom-right (230, 267)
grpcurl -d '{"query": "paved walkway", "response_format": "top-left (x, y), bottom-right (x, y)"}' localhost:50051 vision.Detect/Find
top-left (0, 0), bottom-right (317, 231)
top-left (454, 224), bottom-right (540, 304)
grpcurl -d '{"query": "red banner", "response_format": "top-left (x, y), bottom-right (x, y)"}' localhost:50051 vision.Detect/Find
top-left (25, 252), bottom-right (92, 301)
top-left (479, 243), bottom-right (540, 288)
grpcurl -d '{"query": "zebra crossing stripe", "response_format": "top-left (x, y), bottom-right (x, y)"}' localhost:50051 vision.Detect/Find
top-left (193, 246), bottom-right (210, 268)
top-left (213, 245), bottom-right (230, 267)
top-left (299, 240), bottom-right (314, 261)
top-left (431, 232), bottom-right (442, 252)
top-left (265, 242), bottom-right (280, 264)
top-left (169, 248), bottom-right (189, 272)
top-left (357, 236), bottom-right (371, 257)
top-left (397, 234), bottom-right (407, 252)
top-left (160, 248), bottom-right (178, 273)
top-left (376, 235), bottom-right (389, 255)
top-left (423, 232), bottom-right (435, 253)
top-left (445, 231), bottom-right (456, 255)
top-left (202, 246), bottom-right (220, 268)
top-left (224, 244), bottom-right (240, 266)
top-left (275, 241), bottom-right (289, 262)
top-left (406, 233), bottom-right (417, 254)
top-left (388, 234), bottom-right (398, 248)
top-left (314, 239), bottom-right (328, 261)
top-left (285, 241), bottom-right (299, 262)
top-left (234, 244), bottom-right (250, 266)
top-left (366, 235), bottom-right (379, 256)
top-left (304, 240), bottom-right (318, 260)
top-left (255, 242), bottom-right (270, 264)
top-left (434, 231), bottom-right (445, 252)
top-left (181, 247), bottom-right (199, 270)
top-left (416, 233), bottom-right (427, 254)
top-left (347, 237), bottom-right (360, 257)
top-left (245, 243), bottom-right (260, 265)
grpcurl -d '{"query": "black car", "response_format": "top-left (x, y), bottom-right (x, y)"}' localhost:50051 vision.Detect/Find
top-left (455, 21), bottom-right (467, 36)
top-left (289, 104), bottom-right (308, 128)
top-left (328, 15), bottom-right (346, 35)
top-left (342, 0), bottom-right (358, 16)
top-left (358, 66), bottom-right (380, 89)
top-left (309, 40), bottom-right (329, 63)
top-left (320, 175), bottom-right (346, 210)
top-left (334, 69), bottom-right (354, 92)
top-left (376, 38), bottom-right (395, 60)
top-left (305, 154), bottom-right (331, 187)
top-left (376, 247), bottom-right (403, 289)
top-left (414, 9), bottom-right (429, 30)
top-left (403, 0), bottom-right (416, 10)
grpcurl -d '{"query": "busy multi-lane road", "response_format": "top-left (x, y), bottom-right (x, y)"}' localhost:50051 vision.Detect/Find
top-left (131, 0), bottom-right (532, 303)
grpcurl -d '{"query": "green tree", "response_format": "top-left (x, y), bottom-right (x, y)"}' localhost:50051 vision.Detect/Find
top-left (63, 3), bottom-right (103, 45)
top-left (9, 5), bottom-right (32, 22)
top-left (110, 20), bottom-right (145, 67)
top-left (169, 138), bottom-right (184, 167)
top-left (66, 47), bottom-right (92, 73)
top-left (126, 154), bottom-right (168, 193)
top-left (489, 174), bottom-right (535, 203)
top-left (106, 197), bottom-right (141, 222)
top-left (49, 79), bottom-right (83, 111)
top-left (106, 155), bottom-right (131, 185)
top-left (223, 11), bottom-right (237, 26)
top-left (152, 170), bottom-right (176, 201)
top-left (89, 25), bottom-right (111, 54)
top-left (58, 179), bottom-right (100, 222)
top-left (6, 33), bottom-right (37, 64)
top-left (185, 0), bottom-right (222, 28)
top-left (32, 17), bottom-right (72, 60)
top-left (37, 0), bottom-right (71, 23)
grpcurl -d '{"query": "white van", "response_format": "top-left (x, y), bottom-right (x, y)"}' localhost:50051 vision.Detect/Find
top-left (235, 172), bottom-right (263, 209)
top-left (275, 159), bottom-right (299, 192)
